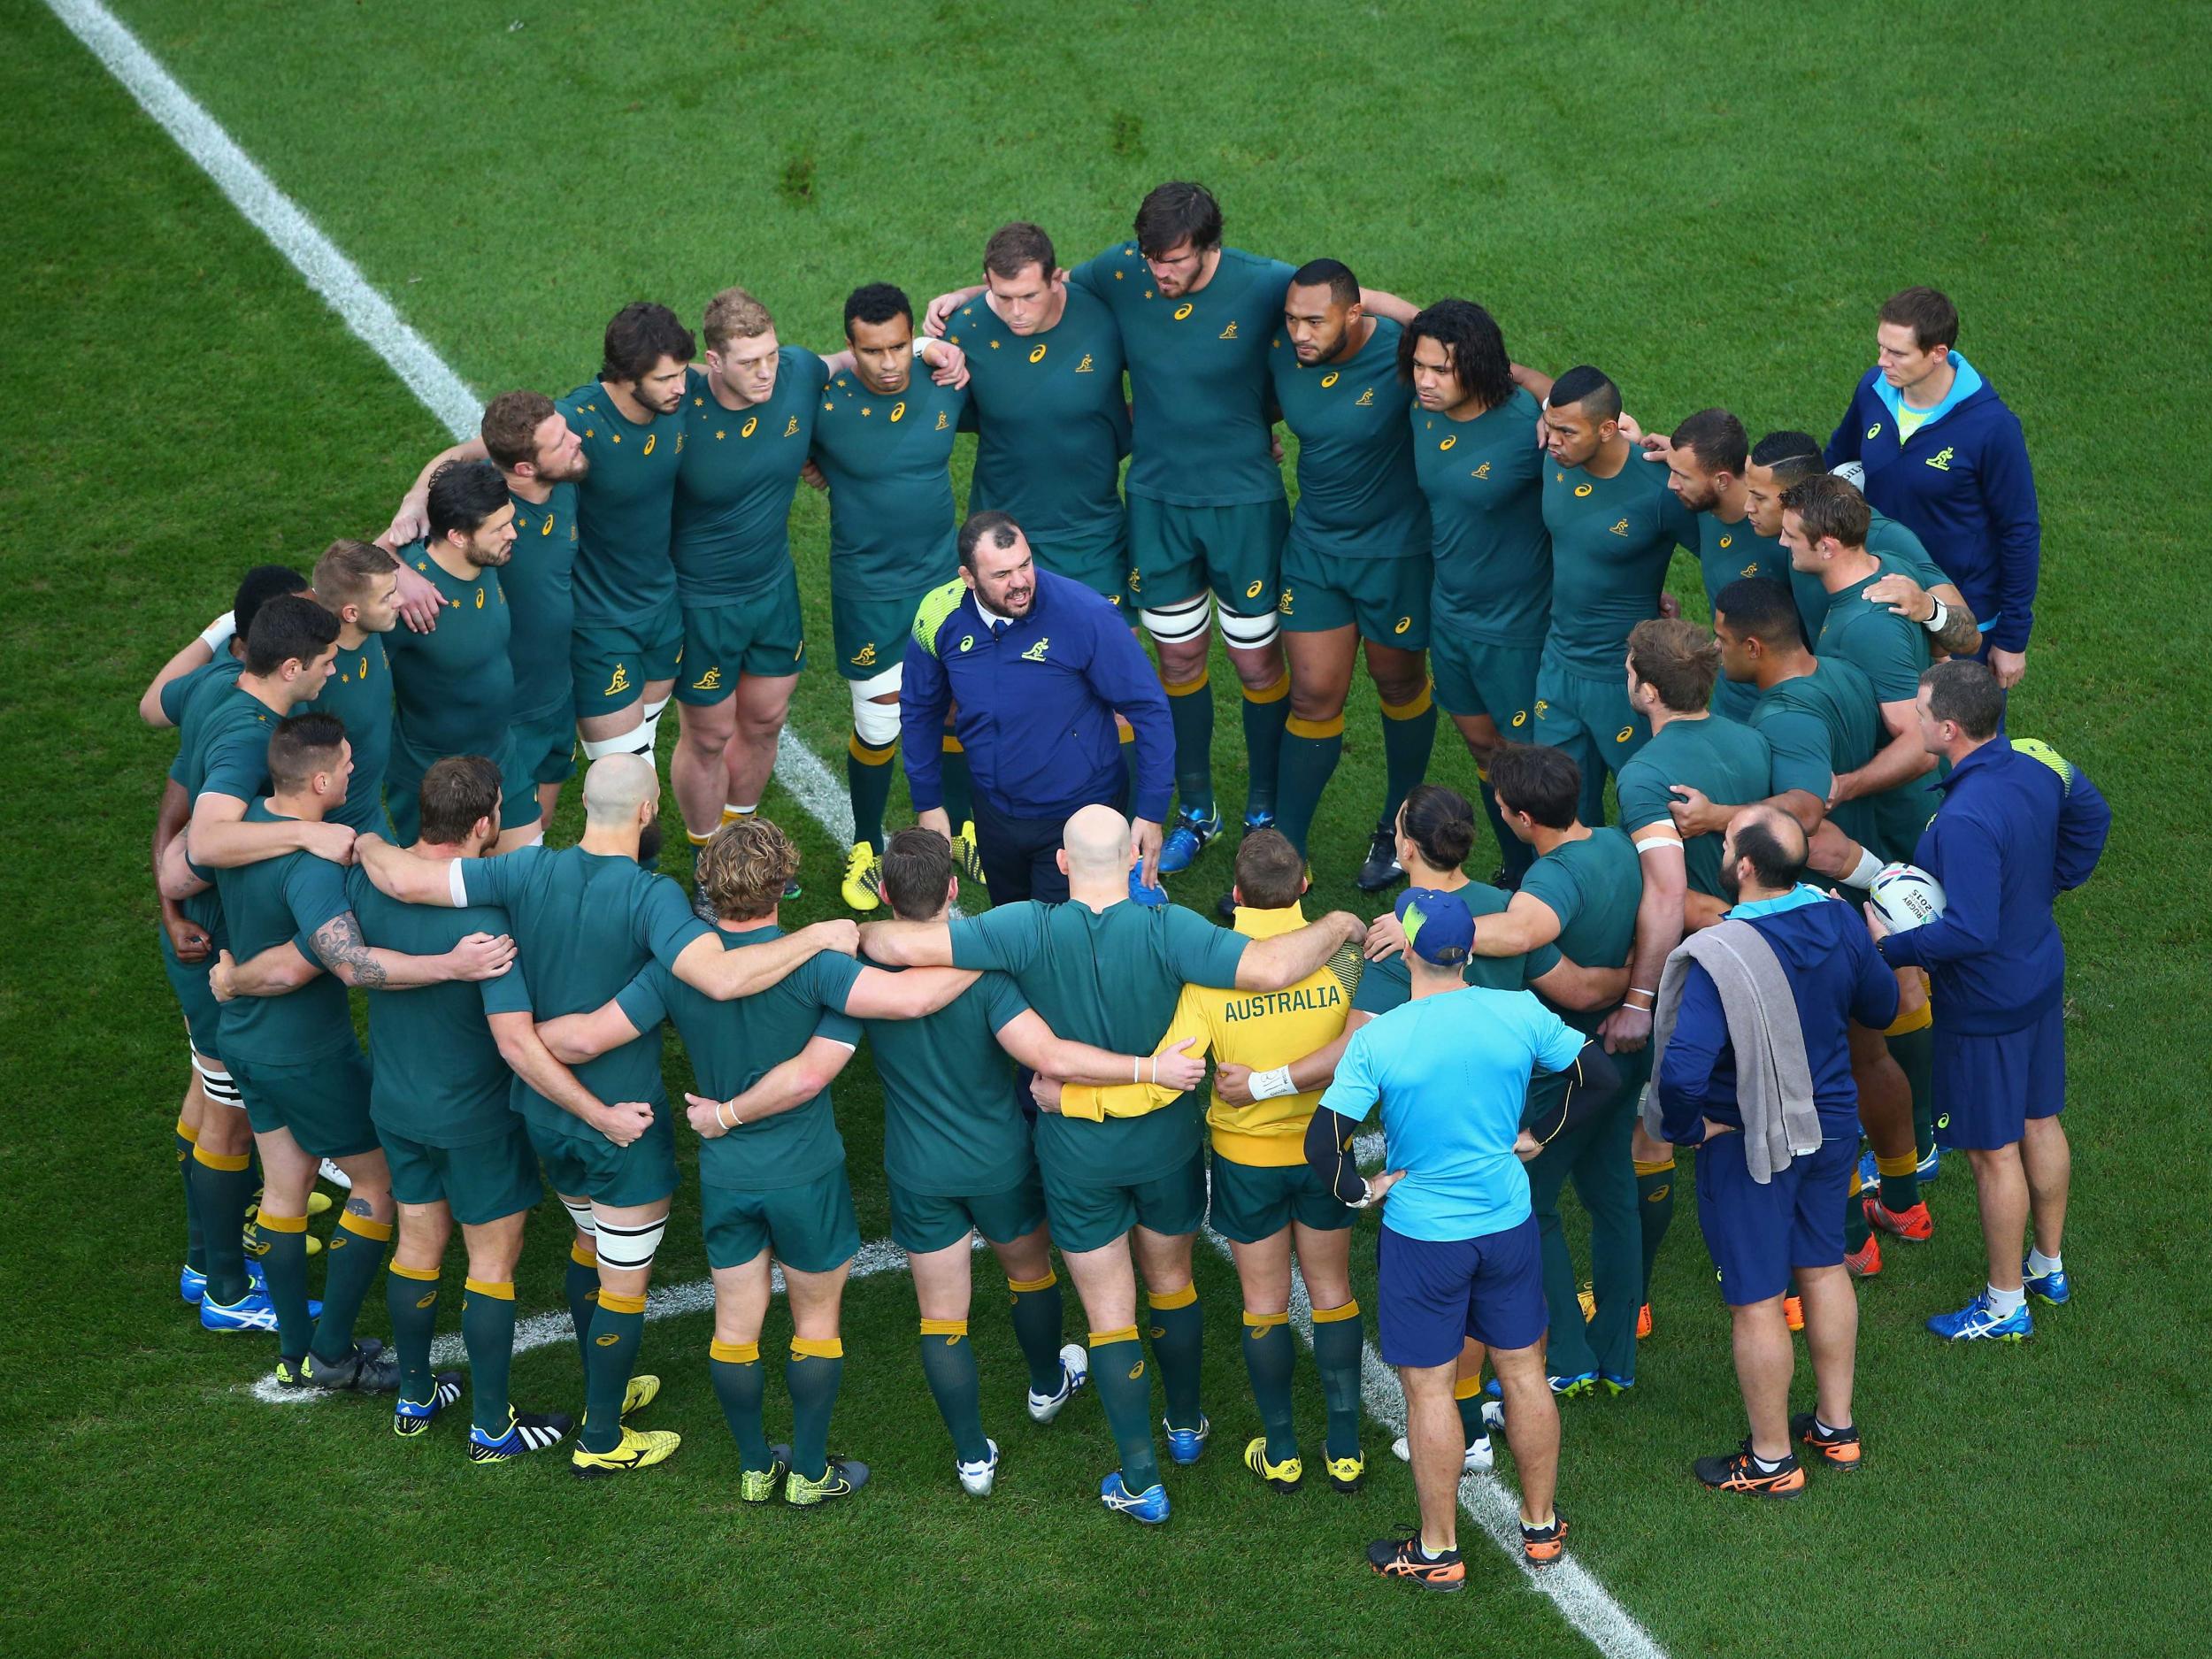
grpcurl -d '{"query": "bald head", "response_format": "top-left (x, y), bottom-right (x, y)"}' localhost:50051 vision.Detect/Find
top-left (1062, 804), bottom-right (1133, 880)
top-left (582, 753), bottom-right (658, 826)
top-left (1720, 803), bottom-right (1808, 903)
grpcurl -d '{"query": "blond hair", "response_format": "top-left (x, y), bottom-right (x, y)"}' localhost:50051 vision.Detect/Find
top-left (697, 816), bottom-right (798, 922)
top-left (703, 287), bottom-right (774, 354)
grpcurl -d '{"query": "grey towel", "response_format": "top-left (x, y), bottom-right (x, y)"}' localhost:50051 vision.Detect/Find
top-left (1642, 919), bottom-right (1821, 1185)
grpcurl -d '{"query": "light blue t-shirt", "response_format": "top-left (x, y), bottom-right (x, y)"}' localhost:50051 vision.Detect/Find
top-left (1319, 986), bottom-right (1585, 1242)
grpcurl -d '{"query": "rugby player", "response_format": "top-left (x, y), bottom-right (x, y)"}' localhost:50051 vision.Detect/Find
top-left (353, 754), bottom-right (861, 1477)
top-left (1652, 410), bottom-right (1782, 721)
top-left (309, 538), bottom-right (401, 834)
top-left (198, 713), bottom-right (515, 1390)
top-left (859, 805), bottom-right (1365, 1523)
top-left (1267, 260), bottom-right (1435, 894)
top-left (480, 389), bottom-right (589, 826)
top-left (1532, 366), bottom-right (1699, 826)
top-left (385, 460), bottom-right (541, 849)
top-left (1402, 301), bottom-right (1553, 887)
top-left (808, 283), bottom-right (974, 910)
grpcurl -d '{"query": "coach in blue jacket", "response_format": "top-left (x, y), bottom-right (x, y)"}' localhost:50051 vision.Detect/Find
top-left (1825, 288), bottom-right (2040, 688)
top-left (903, 511), bottom-right (1174, 904)
top-left (1872, 660), bottom-right (2110, 1346)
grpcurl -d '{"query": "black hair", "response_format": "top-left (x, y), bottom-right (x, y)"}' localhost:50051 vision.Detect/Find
top-left (1397, 783), bottom-right (1476, 872)
top-left (880, 826), bottom-right (956, 922)
top-left (1731, 813), bottom-right (1808, 891)
top-left (1487, 743), bottom-right (1582, 831)
top-left (1671, 407), bottom-right (1748, 475)
top-left (243, 593), bottom-right (340, 677)
top-left (426, 459), bottom-right (512, 542)
top-left (599, 301), bottom-right (695, 383)
top-left (1548, 364), bottom-right (1621, 421)
top-left (1922, 657), bottom-right (2004, 740)
top-left (843, 282), bottom-right (914, 335)
top-left (233, 565), bottom-right (311, 642)
top-left (1396, 299), bottom-right (1515, 411)
top-left (957, 510), bottom-right (1023, 572)
top-left (1714, 578), bottom-right (1803, 651)
top-left (1288, 257), bottom-right (1359, 307)
top-left (267, 710), bottom-right (347, 792)
top-left (1133, 180), bottom-right (1223, 257)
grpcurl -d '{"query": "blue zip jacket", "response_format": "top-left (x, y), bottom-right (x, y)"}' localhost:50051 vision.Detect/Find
top-left (1878, 739), bottom-right (2110, 1033)
top-left (902, 570), bottom-right (1174, 825)
top-left (1824, 354), bottom-right (2041, 652)
top-left (1655, 886), bottom-right (1899, 1144)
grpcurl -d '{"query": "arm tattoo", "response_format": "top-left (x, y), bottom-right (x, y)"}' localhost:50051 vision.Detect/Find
top-left (312, 911), bottom-right (387, 987)
top-left (1936, 611), bottom-right (1984, 656)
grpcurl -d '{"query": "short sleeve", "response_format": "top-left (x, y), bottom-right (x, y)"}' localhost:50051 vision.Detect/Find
top-left (285, 855), bottom-right (354, 955)
top-left (637, 873), bottom-right (712, 967)
top-left (1759, 707), bottom-right (1833, 800)
top-left (1517, 857), bottom-right (1581, 937)
top-left (1317, 1025), bottom-right (1382, 1124)
top-left (791, 348), bottom-right (831, 403)
top-left (1350, 954), bottom-right (1409, 1016)
top-left (949, 904), bottom-right (1041, 973)
top-left (1522, 941), bottom-right (1563, 981)
top-left (1613, 760), bottom-right (1674, 834)
top-left (808, 951), bottom-right (864, 1012)
top-left (158, 671), bottom-right (199, 726)
top-left (811, 1007), bottom-right (863, 1048)
top-left (1527, 1002), bottom-right (1587, 1074)
top-left (478, 952), bottom-right (534, 1018)
top-left (613, 964), bottom-right (671, 1036)
top-left (199, 726), bottom-right (266, 803)
top-left (979, 971), bottom-right (1032, 1032)
top-left (458, 848), bottom-right (532, 909)
top-left (1066, 249), bottom-right (1117, 302)
top-left (1163, 905), bottom-right (1249, 989)
top-left (1838, 612), bottom-right (1923, 703)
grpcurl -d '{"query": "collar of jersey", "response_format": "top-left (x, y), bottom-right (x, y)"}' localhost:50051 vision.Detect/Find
top-left (1232, 900), bottom-right (1309, 940)
top-left (1871, 350), bottom-right (1985, 431)
top-left (1725, 883), bottom-right (1832, 921)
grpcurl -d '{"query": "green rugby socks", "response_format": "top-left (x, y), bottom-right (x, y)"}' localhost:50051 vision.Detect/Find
top-left (1890, 1021), bottom-right (1938, 1169)
top-left (1635, 1156), bottom-right (1677, 1302)
top-left (1240, 677), bottom-right (1290, 818)
top-left (580, 1290), bottom-right (646, 1454)
top-left (1310, 1299), bottom-right (1365, 1461)
top-left (1273, 712), bottom-right (1345, 856)
top-left (787, 1337), bottom-right (845, 1482)
top-left (1147, 1283), bottom-right (1205, 1432)
top-left (1240, 1310), bottom-right (1298, 1463)
top-left (1455, 1371), bottom-right (1486, 1448)
top-left (846, 732), bottom-right (898, 854)
top-left (1165, 673), bottom-right (1216, 823)
top-left (710, 1340), bottom-right (772, 1470)
top-left (462, 1279), bottom-right (518, 1437)
top-left (565, 1240), bottom-right (599, 1375)
top-left (1008, 1271), bottom-right (1067, 1396)
top-left (919, 1320), bottom-right (989, 1464)
top-left (1377, 684), bottom-right (1437, 833)
top-left (310, 1210), bottom-right (393, 1364)
top-left (256, 1209), bottom-right (314, 1361)
top-left (190, 1144), bottom-right (256, 1307)
top-left (385, 1261), bottom-right (441, 1402)
top-left (176, 1118), bottom-right (206, 1275)
top-left (1088, 1326), bottom-right (1161, 1491)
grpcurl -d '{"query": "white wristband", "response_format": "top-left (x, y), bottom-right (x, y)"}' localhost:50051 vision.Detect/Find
top-left (911, 337), bottom-right (934, 360)
top-left (1249, 1064), bottom-right (1297, 1101)
top-left (198, 611), bottom-right (237, 654)
top-left (1923, 599), bottom-right (1949, 635)
top-left (1844, 847), bottom-right (1885, 890)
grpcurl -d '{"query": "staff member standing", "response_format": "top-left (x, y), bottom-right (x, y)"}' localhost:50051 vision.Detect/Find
top-left (1650, 807), bottom-right (1900, 1498)
top-left (1824, 287), bottom-right (2041, 687)
top-left (1871, 660), bottom-right (2109, 1344)
top-left (903, 511), bottom-right (1174, 904)
top-left (1310, 887), bottom-right (1617, 1587)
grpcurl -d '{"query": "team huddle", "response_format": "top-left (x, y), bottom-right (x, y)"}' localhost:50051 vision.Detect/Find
top-left (142, 179), bottom-right (2112, 1588)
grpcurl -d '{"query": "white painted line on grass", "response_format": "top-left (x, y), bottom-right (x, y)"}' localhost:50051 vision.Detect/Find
top-left (61, 8), bottom-right (1661, 1650)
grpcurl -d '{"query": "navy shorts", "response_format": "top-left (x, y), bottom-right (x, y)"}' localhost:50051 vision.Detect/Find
top-left (1934, 1005), bottom-right (2065, 1151)
top-left (1694, 1129), bottom-right (1855, 1306)
top-left (1376, 1215), bottom-right (1547, 1367)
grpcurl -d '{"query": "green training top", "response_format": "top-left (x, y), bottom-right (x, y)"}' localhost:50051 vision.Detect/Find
top-left (946, 286), bottom-right (1130, 547)
top-left (1517, 828), bottom-right (1641, 1033)
top-left (1615, 715), bottom-right (1776, 899)
top-left (672, 353), bottom-right (830, 605)
top-left (316, 633), bottom-right (394, 833)
top-left (384, 546), bottom-right (514, 768)
top-left (181, 680), bottom-right (283, 807)
top-left (1352, 880), bottom-right (1562, 1014)
top-left (1269, 314), bottom-right (1429, 560)
top-left (457, 846), bottom-right (710, 1136)
top-left (809, 362), bottom-right (969, 601)
top-left (1541, 454), bottom-right (1697, 675)
top-left (1693, 508), bottom-right (1784, 721)
top-left (1790, 510), bottom-right (1946, 649)
top-left (161, 659), bottom-right (246, 956)
top-left (615, 923), bottom-right (863, 1192)
top-left (347, 865), bottom-right (532, 1147)
top-left (1411, 388), bottom-right (1551, 642)
top-left (556, 380), bottom-right (686, 628)
top-left (949, 898), bottom-right (1249, 1185)
top-left (1068, 242), bottom-right (1294, 508)
top-left (504, 480), bottom-right (579, 721)
top-left (860, 964), bottom-right (1034, 1197)
top-left (211, 801), bottom-right (357, 1066)
top-left (1815, 569), bottom-right (1943, 862)
top-left (1749, 657), bottom-right (1883, 855)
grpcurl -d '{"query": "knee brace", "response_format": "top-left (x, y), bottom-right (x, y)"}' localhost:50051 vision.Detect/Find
top-left (191, 1049), bottom-right (242, 1109)
top-left (1141, 594), bottom-right (1211, 648)
top-left (579, 724), bottom-right (654, 762)
top-left (591, 1210), bottom-right (666, 1272)
top-left (1217, 604), bottom-right (1280, 650)
top-left (849, 671), bottom-right (903, 748)
top-left (560, 1195), bottom-right (597, 1240)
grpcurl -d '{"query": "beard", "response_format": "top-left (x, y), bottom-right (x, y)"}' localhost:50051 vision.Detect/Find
top-left (636, 818), bottom-right (664, 869)
top-left (1717, 857), bottom-right (1741, 904)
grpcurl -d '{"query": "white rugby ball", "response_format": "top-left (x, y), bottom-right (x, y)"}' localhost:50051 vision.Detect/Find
top-left (1870, 863), bottom-right (1946, 933)
top-left (1831, 459), bottom-right (1867, 488)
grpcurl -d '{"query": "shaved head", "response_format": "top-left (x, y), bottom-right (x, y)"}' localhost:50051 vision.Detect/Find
top-left (1063, 804), bottom-right (1133, 878)
top-left (582, 753), bottom-right (659, 826)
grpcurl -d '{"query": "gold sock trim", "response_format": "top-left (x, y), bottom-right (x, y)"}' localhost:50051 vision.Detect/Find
top-left (791, 1336), bottom-right (844, 1360)
top-left (1089, 1326), bottom-right (1140, 1348)
top-left (1148, 1283), bottom-right (1197, 1311)
top-left (464, 1278), bottom-right (514, 1300)
top-left (919, 1318), bottom-right (969, 1337)
top-left (388, 1260), bottom-right (441, 1283)
top-left (1874, 1151), bottom-right (1921, 1179)
top-left (571, 1240), bottom-right (598, 1268)
top-left (255, 1210), bottom-right (308, 1234)
top-left (192, 1146), bottom-right (251, 1172)
top-left (176, 1118), bottom-right (198, 1143)
top-left (339, 1212), bottom-right (394, 1242)
top-left (1006, 1270), bottom-right (1057, 1294)
top-left (1163, 673), bottom-right (1210, 698)
top-left (598, 1290), bottom-right (648, 1316)
top-left (848, 732), bottom-right (898, 764)
top-left (1310, 1299), bottom-right (1361, 1324)
top-left (710, 1339), bottom-right (759, 1364)
top-left (1242, 676), bottom-right (1290, 705)
top-left (1633, 1157), bottom-right (1677, 1178)
top-left (1286, 712), bottom-right (1347, 741)
top-left (1242, 1310), bottom-right (1289, 1331)
top-left (1453, 1374), bottom-right (1484, 1402)
top-left (1381, 682), bottom-right (1434, 720)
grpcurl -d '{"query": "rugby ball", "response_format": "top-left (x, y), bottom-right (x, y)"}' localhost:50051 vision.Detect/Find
top-left (1831, 460), bottom-right (1867, 488)
top-left (1870, 863), bottom-right (1946, 933)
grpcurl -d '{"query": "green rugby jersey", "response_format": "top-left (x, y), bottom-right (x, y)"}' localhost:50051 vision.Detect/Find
top-left (504, 480), bottom-right (579, 720)
top-left (859, 965), bottom-right (1033, 1197)
top-left (1749, 657), bottom-right (1884, 854)
top-left (949, 899), bottom-right (1249, 1185)
top-left (181, 680), bottom-right (284, 808)
top-left (945, 287), bottom-right (1130, 545)
top-left (347, 866), bottom-right (531, 1146)
top-left (809, 363), bottom-right (968, 601)
top-left (1791, 510), bottom-right (1946, 648)
top-left (672, 353), bottom-right (829, 604)
top-left (1541, 455), bottom-right (1697, 674)
top-left (164, 657), bottom-right (242, 787)
top-left (211, 801), bottom-right (357, 1066)
top-left (1615, 715), bottom-right (1776, 899)
top-left (384, 547), bottom-right (514, 764)
top-left (1412, 388), bottom-right (1551, 641)
top-left (1517, 828), bottom-right (1640, 1033)
top-left (1069, 242), bottom-right (1294, 508)
top-left (316, 633), bottom-right (394, 833)
top-left (1352, 880), bottom-right (1561, 1014)
top-left (1693, 508), bottom-right (1783, 721)
top-left (615, 923), bottom-right (863, 1191)
top-left (1269, 314), bottom-right (1428, 560)
top-left (556, 381), bottom-right (686, 627)
top-left (457, 847), bottom-right (710, 1135)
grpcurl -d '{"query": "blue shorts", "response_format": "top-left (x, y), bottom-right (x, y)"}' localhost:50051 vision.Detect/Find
top-left (1934, 1005), bottom-right (2064, 1150)
top-left (1694, 1129), bottom-right (1855, 1306)
top-left (1376, 1215), bottom-right (1547, 1367)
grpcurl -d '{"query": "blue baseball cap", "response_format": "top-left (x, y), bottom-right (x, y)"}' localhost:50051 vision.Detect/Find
top-left (1396, 887), bottom-right (1473, 966)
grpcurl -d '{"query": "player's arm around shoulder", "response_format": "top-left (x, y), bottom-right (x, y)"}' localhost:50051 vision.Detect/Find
top-left (674, 916), bottom-right (859, 1002)
top-left (1233, 908), bottom-right (1365, 991)
top-left (1473, 887), bottom-right (1564, 956)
